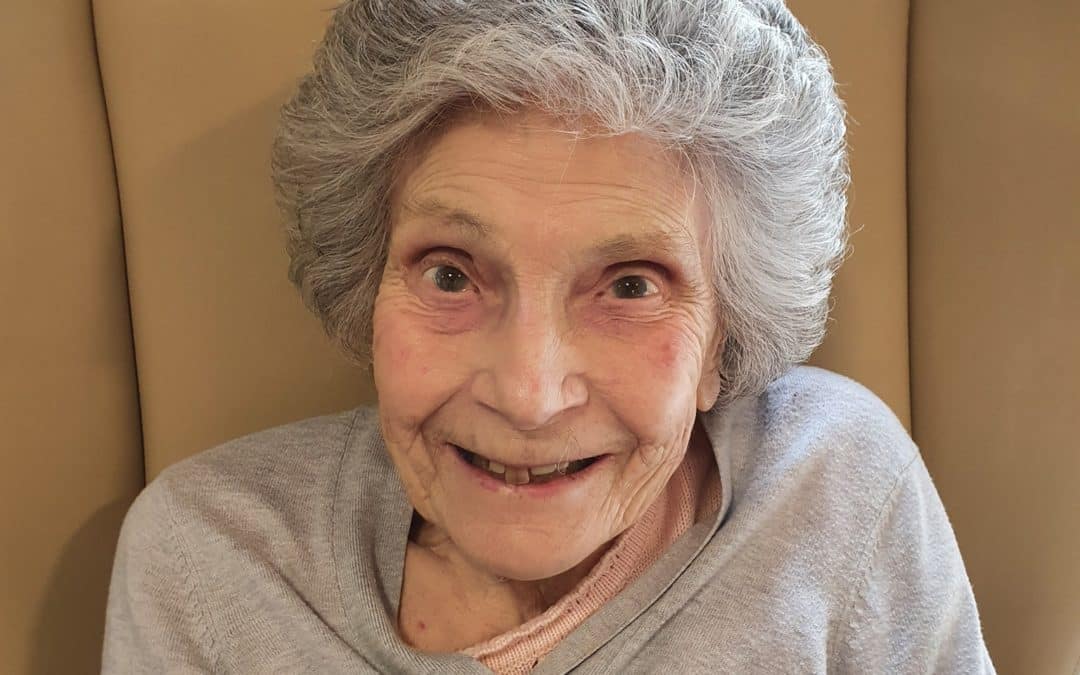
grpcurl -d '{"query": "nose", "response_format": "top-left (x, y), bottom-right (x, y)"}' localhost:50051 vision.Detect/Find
top-left (470, 308), bottom-right (588, 431)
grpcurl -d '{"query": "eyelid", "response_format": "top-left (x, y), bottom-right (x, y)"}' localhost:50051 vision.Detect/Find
top-left (416, 246), bottom-right (472, 267)
top-left (421, 261), bottom-right (473, 281)
top-left (608, 261), bottom-right (667, 285)
top-left (417, 249), bottom-right (476, 278)
top-left (610, 259), bottom-right (668, 276)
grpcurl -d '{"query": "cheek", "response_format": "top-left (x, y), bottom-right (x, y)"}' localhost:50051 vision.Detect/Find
top-left (601, 321), bottom-right (701, 381)
top-left (588, 322), bottom-right (704, 424)
top-left (388, 344), bottom-right (430, 377)
top-left (372, 299), bottom-right (465, 421)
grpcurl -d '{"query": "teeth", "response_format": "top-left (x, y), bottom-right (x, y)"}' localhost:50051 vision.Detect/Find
top-left (505, 467), bottom-right (530, 485)
top-left (456, 443), bottom-right (597, 485)
top-left (530, 463), bottom-right (558, 476)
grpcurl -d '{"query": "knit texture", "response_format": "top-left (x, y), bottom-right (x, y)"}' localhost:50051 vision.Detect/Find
top-left (102, 366), bottom-right (997, 673)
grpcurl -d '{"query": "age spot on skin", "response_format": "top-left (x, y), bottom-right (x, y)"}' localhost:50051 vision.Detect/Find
top-left (639, 328), bottom-right (682, 371)
top-left (654, 333), bottom-right (682, 370)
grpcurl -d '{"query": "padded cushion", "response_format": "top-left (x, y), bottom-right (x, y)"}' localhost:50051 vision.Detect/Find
top-left (792, 0), bottom-right (913, 429)
top-left (908, 1), bottom-right (1080, 672)
top-left (93, 0), bottom-right (373, 478)
top-left (0, 0), bottom-right (143, 672)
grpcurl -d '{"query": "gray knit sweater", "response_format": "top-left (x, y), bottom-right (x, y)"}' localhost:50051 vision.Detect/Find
top-left (101, 366), bottom-right (996, 673)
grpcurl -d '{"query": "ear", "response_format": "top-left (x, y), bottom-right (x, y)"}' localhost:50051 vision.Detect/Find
top-left (695, 328), bottom-right (725, 411)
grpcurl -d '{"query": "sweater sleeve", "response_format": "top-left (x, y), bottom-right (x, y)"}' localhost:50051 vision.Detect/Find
top-left (101, 479), bottom-right (218, 673)
top-left (830, 453), bottom-right (997, 674)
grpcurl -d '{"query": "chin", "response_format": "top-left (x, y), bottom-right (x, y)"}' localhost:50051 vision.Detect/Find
top-left (452, 522), bottom-right (605, 582)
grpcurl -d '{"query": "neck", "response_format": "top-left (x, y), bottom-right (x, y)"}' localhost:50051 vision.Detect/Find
top-left (398, 518), bottom-right (611, 652)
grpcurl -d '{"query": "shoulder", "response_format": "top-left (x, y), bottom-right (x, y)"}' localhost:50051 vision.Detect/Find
top-left (123, 406), bottom-right (380, 546)
top-left (752, 364), bottom-right (917, 481)
top-left (708, 365), bottom-right (921, 540)
top-left (158, 407), bottom-right (373, 484)
top-left (699, 367), bottom-right (995, 669)
top-left (760, 365), bottom-right (910, 446)
top-left (105, 408), bottom-right (384, 669)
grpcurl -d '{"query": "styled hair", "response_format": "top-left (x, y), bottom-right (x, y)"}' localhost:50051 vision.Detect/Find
top-left (271, 0), bottom-right (849, 407)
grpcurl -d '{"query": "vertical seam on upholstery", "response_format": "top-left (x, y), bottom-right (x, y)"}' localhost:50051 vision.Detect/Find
top-left (903, 0), bottom-right (917, 441)
top-left (88, 0), bottom-right (147, 485)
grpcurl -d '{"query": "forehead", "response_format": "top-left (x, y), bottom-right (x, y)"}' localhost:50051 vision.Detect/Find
top-left (391, 110), bottom-right (712, 256)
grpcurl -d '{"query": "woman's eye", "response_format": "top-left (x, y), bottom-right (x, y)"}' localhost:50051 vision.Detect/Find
top-left (423, 264), bottom-right (473, 293)
top-left (610, 275), bottom-right (659, 299)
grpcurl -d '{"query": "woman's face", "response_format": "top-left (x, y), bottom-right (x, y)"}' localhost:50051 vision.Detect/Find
top-left (373, 110), bottom-right (722, 581)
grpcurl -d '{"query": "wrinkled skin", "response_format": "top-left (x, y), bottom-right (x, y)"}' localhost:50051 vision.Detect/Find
top-left (372, 109), bottom-right (723, 651)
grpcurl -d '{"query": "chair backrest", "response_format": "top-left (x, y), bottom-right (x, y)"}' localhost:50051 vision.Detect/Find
top-left (2, 1), bottom-right (1076, 673)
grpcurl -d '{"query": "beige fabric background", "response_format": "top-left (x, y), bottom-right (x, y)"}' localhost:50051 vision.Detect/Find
top-left (2, 2), bottom-right (143, 671)
top-left (907, 2), bottom-right (1080, 672)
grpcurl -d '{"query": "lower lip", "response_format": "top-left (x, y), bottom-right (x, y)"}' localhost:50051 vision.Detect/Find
top-left (444, 443), bottom-right (612, 498)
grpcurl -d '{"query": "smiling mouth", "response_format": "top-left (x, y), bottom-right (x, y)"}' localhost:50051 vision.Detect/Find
top-left (450, 444), bottom-right (602, 485)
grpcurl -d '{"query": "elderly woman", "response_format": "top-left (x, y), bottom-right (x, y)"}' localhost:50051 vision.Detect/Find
top-left (103, 1), bottom-right (995, 673)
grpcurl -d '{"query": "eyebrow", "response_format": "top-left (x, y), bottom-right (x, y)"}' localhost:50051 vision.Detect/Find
top-left (590, 231), bottom-right (697, 267)
top-left (406, 198), bottom-right (493, 237)
top-left (407, 197), bottom-right (698, 265)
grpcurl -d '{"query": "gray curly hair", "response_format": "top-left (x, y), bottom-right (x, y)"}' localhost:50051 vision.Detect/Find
top-left (271, 0), bottom-right (849, 407)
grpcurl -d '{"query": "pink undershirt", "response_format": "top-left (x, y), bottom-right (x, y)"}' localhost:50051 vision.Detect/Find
top-left (460, 443), bottom-right (723, 674)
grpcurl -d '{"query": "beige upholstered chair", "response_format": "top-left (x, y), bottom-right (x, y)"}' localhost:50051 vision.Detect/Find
top-left (3, 0), bottom-right (1077, 672)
